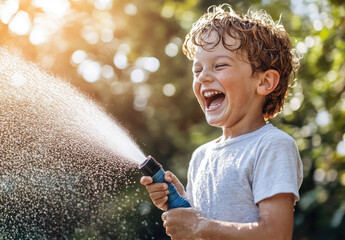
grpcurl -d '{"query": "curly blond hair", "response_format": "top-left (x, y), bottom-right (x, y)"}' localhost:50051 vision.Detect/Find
top-left (183, 4), bottom-right (301, 120)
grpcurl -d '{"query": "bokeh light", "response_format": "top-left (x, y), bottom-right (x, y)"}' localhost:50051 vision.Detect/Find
top-left (102, 65), bottom-right (115, 79)
top-left (162, 83), bottom-right (176, 97)
top-left (304, 36), bottom-right (315, 48)
top-left (110, 81), bottom-right (126, 95)
top-left (296, 41), bottom-right (308, 54)
top-left (0, 0), bottom-right (19, 24)
top-left (165, 43), bottom-right (179, 57)
top-left (313, 19), bottom-right (323, 31)
top-left (161, 5), bottom-right (175, 18)
top-left (327, 70), bottom-right (337, 82)
top-left (32, 0), bottom-right (70, 18)
top-left (78, 60), bottom-right (102, 82)
top-left (101, 28), bottom-right (114, 42)
top-left (315, 109), bottom-right (331, 126)
top-left (290, 97), bottom-right (302, 111)
top-left (313, 168), bottom-right (326, 183)
top-left (135, 84), bottom-right (151, 99)
top-left (9, 11), bottom-right (31, 35)
top-left (124, 3), bottom-right (138, 16)
top-left (81, 26), bottom-right (99, 45)
top-left (133, 96), bottom-right (147, 111)
top-left (29, 27), bottom-right (48, 45)
top-left (135, 57), bottom-right (160, 73)
top-left (71, 50), bottom-right (88, 65)
top-left (113, 53), bottom-right (128, 70)
top-left (337, 140), bottom-right (345, 156)
top-left (130, 68), bottom-right (147, 83)
top-left (94, 0), bottom-right (113, 10)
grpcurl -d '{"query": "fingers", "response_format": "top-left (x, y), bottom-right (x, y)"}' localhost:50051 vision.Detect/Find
top-left (150, 190), bottom-right (169, 205)
top-left (165, 171), bottom-right (181, 187)
top-left (162, 212), bottom-right (174, 237)
top-left (149, 190), bottom-right (169, 209)
top-left (162, 212), bottom-right (167, 221)
top-left (145, 182), bottom-right (168, 192)
top-left (164, 171), bottom-right (173, 182)
top-left (150, 190), bottom-right (169, 200)
top-left (140, 176), bottom-right (169, 210)
top-left (153, 196), bottom-right (169, 210)
top-left (162, 212), bottom-right (169, 233)
top-left (162, 209), bottom-right (199, 239)
top-left (140, 176), bottom-right (168, 193)
top-left (140, 176), bottom-right (153, 186)
top-left (165, 171), bottom-right (185, 196)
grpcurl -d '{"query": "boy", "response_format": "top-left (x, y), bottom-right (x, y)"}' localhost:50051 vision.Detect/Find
top-left (141, 4), bottom-right (303, 239)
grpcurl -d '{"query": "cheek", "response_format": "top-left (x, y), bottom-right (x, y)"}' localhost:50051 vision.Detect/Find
top-left (221, 77), bottom-right (245, 96)
top-left (192, 80), bottom-right (205, 108)
top-left (192, 80), bottom-right (200, 97)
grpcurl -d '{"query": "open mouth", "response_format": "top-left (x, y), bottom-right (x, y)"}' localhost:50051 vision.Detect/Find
top-left (203, 90), bottom-right (225, 110)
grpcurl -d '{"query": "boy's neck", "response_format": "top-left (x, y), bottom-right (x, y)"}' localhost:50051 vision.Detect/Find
top-left (219, 116), bottom-right (267, 142)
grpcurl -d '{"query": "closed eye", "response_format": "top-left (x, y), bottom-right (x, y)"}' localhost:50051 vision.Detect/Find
top-left (215, 64), bottom-right (228, 68)
top-left (193, 68), bottom-right (202, 75)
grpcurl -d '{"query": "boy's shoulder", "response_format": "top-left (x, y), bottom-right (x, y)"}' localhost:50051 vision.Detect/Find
top-left (259, 124), bottom-right (296, 146)
top-left (191, 138), bottom-right (216, 158)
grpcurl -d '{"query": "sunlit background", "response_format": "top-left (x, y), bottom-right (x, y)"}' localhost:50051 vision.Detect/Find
top-left (0, 0), bottom-right (345, 239)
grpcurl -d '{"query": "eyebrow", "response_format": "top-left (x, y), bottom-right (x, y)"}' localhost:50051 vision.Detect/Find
top-left (193, 55), bottom-right (235, 66)
top-left (214, 55), bottom-right (235, 61)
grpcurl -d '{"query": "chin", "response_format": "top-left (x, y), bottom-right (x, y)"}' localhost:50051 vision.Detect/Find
top-left (205, 117), bottom-right (223, 127)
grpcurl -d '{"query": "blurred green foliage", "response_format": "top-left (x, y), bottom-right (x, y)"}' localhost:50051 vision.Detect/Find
top-left (1, 0), bottom-right (344, 239)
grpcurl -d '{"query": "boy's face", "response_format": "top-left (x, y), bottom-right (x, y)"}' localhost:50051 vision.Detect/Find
top-left (192, 32), bottom-right (264, 129)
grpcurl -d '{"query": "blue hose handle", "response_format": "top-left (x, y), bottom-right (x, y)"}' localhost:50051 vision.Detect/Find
top-left (152, 169), bottom-right (191, 209)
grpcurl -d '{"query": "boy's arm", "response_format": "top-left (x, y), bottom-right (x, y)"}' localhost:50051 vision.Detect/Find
top-left (162, 193), bottom-right (295, 240)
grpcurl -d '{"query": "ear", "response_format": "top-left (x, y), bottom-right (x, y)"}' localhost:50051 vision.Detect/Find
top-left (257, 69), bottom-right (280, 96)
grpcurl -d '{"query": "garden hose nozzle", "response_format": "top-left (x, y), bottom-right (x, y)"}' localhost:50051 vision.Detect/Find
top-left (139, 155), bottom-right (191, 209)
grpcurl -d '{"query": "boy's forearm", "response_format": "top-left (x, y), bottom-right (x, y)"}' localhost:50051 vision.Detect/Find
top-left (194, 193), bottom-right (294, 240)
top-left (162, 195), bottom-right (294, 240)
top-left (197, 219), bottom-right (292, 240)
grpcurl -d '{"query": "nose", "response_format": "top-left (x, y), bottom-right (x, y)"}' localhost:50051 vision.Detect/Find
top-left (197, 68), bottom-right (214, 84)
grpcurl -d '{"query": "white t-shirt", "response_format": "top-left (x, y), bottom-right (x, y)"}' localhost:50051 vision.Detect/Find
top-left (186, 124), bottom-right (303, 223)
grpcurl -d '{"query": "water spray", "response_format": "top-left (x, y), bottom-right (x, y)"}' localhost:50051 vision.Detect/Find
top-left (139, 156), bottom-right (191, 209)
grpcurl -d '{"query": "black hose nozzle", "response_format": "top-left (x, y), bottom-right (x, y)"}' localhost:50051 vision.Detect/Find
top-left (139, 155), bottom-right (161, 176)
top-left (139, 156), bottom-right (191, 210)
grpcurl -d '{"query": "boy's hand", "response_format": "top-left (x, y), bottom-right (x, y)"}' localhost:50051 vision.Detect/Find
top-left (162, 208), bottom-right (207, 240)
top-left (140, 171), bottom-right (186, 211)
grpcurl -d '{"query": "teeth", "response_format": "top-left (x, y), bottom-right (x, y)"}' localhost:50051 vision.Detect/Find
top-left (203, 91), bottom-right (222, 98)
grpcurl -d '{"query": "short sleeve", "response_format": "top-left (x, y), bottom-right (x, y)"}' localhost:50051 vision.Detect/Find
top-left (252, 131), bottom-right (303, 204)
top-left (186, 148), bottom-right (201, 206)
top-left (186, 160), bottom-right (194, 205)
